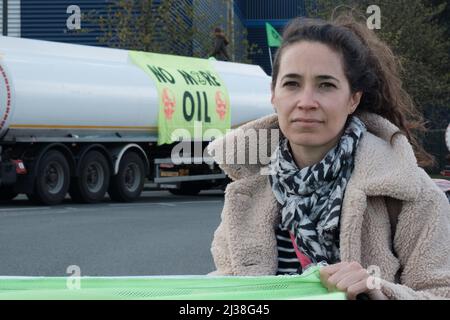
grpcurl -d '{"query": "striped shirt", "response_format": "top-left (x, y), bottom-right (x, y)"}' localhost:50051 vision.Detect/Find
top-left (275, 224), bottom-right (302, 275)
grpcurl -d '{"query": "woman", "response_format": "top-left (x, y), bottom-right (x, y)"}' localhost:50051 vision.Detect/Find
top-left (207, 15), bottom-right (450, 300)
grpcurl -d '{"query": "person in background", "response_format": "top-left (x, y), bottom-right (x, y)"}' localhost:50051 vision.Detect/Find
top-left (211, 27), bottom-right (231, 61)
top-left (207, 13), bottom-right (450, 300)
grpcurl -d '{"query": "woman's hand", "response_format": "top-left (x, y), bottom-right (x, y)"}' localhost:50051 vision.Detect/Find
top-left (319, 261), bottom-right (388, 300)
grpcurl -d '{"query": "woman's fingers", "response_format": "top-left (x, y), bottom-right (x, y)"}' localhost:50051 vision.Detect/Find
top-left (327, 262), bottom-right (363, 286)
top-left (335, 269), bottom-right (368, 292)
top-left (319, 262), bottom-right (346, 287)
top-left (346, 280), bottom-right (370, 300)
top-left (319, 262), bottom-right (386, 300)
top-left (320, 262), bottom-right (370, 296)
top-left (320, 262), bottom-right (346, 275)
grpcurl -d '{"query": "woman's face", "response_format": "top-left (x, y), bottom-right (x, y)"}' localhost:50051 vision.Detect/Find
top-left (272, 41), bottom-right (362, 149)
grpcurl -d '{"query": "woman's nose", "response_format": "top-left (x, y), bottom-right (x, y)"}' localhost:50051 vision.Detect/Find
top-left (295, 87), bottom-right (319, 109)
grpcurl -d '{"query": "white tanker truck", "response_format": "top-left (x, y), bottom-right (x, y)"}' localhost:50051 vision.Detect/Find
top-left (0, 36), bottom-right (273, 205)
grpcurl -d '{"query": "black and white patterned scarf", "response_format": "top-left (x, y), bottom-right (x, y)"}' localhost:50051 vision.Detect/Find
top-left (269, 116), bottom-right (367, 265)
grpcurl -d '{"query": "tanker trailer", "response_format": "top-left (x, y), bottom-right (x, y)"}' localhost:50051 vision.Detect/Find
top-left (0, 36), bottom-right (273, 205)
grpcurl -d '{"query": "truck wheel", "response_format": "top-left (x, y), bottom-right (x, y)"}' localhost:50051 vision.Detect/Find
top-left (0, 186), bottom-right (18, 201)
top-left (70, 151), bottom-right (110, 203)
top-left (27, 150), bottom-right (70, 205)
top-left (108, 152), bottom-right (145, 202)
top-left (169, 182), bottom-right (202, 196)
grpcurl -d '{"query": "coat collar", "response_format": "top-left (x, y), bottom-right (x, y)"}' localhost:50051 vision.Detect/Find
top-left (207, 111), bottom-right (422, 202)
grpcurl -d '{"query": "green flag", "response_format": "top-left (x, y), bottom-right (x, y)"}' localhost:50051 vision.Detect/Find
top-left (265, 22), bottom-right (282, 47)
top-left (129, 51), bottom-right (231, 146)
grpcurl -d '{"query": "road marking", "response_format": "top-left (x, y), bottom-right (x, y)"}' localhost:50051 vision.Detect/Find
top-left (171, 200), bottom-right (223, 205)
top-left (108, 200), bottom-right (223, 208)
top-left (0, 207), bottom-right (51, 212)
top-left (0, 199), bottom-right (224, 217)
top-left (0, 211), bottom-right (54, 218)
top-left (0, 206), bottom-right (99, 217)
top-left (156, 202), bottom-right (176, 207)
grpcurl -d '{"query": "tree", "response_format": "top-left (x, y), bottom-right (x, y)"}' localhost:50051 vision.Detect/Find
top-left (82, 0), bottom-right (259, 63)
top-left (430, 0), bottom-right (450, 39)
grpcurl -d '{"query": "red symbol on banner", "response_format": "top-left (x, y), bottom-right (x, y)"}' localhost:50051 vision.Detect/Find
top-left (162, 88), bottom-right (176, 120)
top-left (215, 91), bottom-right (227, 120)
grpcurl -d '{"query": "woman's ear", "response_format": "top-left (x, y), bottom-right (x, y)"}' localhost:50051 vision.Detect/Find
top-left (271, 87), bottom-right (277, 113)
top-left (271, 92), bottom-right (277, 113)
top-left (350, 91), bottom-right (363, 114)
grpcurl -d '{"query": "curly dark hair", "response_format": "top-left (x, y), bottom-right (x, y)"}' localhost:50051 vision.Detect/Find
top-left (271, 13), bottom-right (434, 167)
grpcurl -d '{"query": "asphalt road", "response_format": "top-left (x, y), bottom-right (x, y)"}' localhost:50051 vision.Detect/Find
top-left (0, 190), bottom-right (224, 277)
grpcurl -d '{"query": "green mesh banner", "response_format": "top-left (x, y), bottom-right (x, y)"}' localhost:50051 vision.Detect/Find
top-left (0, 266), bottom-right (346, 300)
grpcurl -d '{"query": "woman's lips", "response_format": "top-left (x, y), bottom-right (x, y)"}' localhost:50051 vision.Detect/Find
top-left (290, 118), bottom-right (324, 128)
top-left (291, 118), bottom-right (324, 123)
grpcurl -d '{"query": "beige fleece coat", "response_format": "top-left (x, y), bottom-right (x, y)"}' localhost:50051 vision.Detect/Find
top-left (207, 111), bottom-right (450, 300)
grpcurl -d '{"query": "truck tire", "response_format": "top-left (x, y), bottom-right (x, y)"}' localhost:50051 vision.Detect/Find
top-left (0, 186), bottom-right (18, 201)
top-left (69, 151), bottom-right (110, 203)
top-left (169, 182), bottom-right (202, 196)
top-left (108, 152), bottom-right (145, 202)
top-left (27, 150), bottom-right (71, 205)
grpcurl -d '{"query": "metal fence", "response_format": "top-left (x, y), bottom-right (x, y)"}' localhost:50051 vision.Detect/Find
top-left (423, 129), bottom-right (449, 174)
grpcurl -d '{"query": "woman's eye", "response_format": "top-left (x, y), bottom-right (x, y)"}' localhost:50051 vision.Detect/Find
top-left (283, 81), bottom-right (299, 87)
top-left (319, 82), bottom-right (336, 89)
